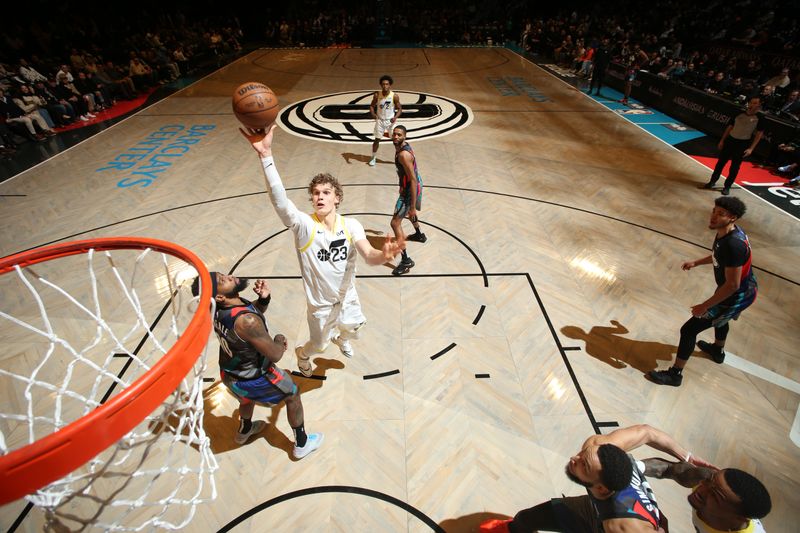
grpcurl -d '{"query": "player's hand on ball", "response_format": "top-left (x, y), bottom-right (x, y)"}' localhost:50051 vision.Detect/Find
top-left (240, 124), bottom-right (277, 157)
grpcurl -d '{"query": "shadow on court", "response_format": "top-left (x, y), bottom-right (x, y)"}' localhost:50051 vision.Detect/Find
top-left (561, 320), bottom-right (677, 374)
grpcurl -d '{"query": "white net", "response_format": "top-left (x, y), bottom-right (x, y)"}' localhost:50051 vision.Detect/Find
top-left (0, 245), bottom-right (217, 531)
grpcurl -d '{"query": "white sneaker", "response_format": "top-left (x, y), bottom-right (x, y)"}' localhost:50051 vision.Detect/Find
top-left (295, 345), bottom-right (312, 377)
top-left (778, 165), bottom-right (794, 173)
top-left (293, 432), bottom-right (324, 459)
top-left (368, 158), bottom-right (376, 166)
top-left (331, 336), bottom-right (353, 357)
top-left (80, 115), bottom-right (89, 121)
top-left (87, 112), bottom-right (96, 118)
top-left (234, 420), bottom-right (267, 444)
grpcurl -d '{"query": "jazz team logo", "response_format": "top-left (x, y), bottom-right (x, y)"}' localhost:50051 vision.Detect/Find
top-left (278, 91), bottom-right (473, 143)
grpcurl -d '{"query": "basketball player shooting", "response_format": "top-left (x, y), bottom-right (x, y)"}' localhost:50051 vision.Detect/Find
top-left (240, 125), bottom-right (405, 377)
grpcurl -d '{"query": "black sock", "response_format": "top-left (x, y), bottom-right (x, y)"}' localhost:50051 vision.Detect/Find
top-left (239, 418), bottom-right (252, 434)
top-left (414, 227), bottom-right (422, 236)
top-left (670, 366), bottom-right (683, 375)
top-left (401, 250), bottom-right (409, 261)
top-left (293, 423), bottom-right (308, 447)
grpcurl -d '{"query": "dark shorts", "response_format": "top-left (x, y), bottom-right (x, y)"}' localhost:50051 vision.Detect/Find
top-left (704, 284), bottom-right (757, 327)
top-left (394, 182), bottom-right (423, 219)
top-left (222, 365), bottom-right (297, 405)
top-left (551, 495), bottom-right (601, 533)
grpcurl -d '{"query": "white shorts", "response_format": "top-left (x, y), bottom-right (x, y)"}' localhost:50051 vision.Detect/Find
top-left (305, 293), bottom-right (366, 353)
top-left (373, 118), bottom-right (393, 139)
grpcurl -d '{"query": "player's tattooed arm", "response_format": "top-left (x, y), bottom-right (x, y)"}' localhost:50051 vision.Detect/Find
top-left (235, 313), bottom-right (287, 363)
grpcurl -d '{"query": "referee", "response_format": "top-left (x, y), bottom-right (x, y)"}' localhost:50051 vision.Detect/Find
top-left (701, 97), bottom-right (764, 195)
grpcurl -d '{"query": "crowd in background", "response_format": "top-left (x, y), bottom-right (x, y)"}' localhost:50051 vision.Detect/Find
top-left (0, 5), bottom-right (244, 155)
top-left (2, 0), bottom-right (799, 158)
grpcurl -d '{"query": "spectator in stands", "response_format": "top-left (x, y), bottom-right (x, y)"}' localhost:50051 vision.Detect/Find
top-left (764, 68), bottom-right (791, 90)
top-left (69, 49), bottom-right (87, 71)
top-left (0, 87), bottom-right (55, 140)
top-left (32, 81), bottom-right (76, 125)
top-left (776, 89), bottom-right (800, 121)
top-left (13, 85), bottom-right (56, 129)
top-left (707, 71), bottom-right (731, 95)
top-left (50, 77), bottom-right (93, 121)
top-left (758, 84), bottom-right (779, 112)
top-left (18, 59), bottom-right (47, 84)
top-left (129, 53), bottom-right (158, 89)
top-left (682, 62), bottom-right (700, 87)
top-left (56, 64), bottom-right (74, 84)
top-left (103, 61), bottom-right (137, 97)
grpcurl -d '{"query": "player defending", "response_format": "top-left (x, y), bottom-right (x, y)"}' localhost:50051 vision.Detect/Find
top-left (192, 273), bottom-right (323, 458)
top-left (643, 459), bottom-right (771, 532)
top-left (368, 75), bottom-right (402, 167)
top-left (241, 125), bottom-right (404, 376)
top-left (390, 124), bottom-right (426, 276)
top-left (480, 424), bottom-right (706, 532)
top-left (649, 196), bottom-right (756, 387)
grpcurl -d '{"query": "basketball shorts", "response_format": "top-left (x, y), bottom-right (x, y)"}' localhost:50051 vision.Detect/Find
top-left (306, 294), bottom-right (366, 352)
top-left (222, 365), bottom-right (297, 405)
top-left (374, 118), bottom-right (393, 139)
top-left (550, 495), bottom-right (602, 533)
top-left (393, 181), bottom-right (423, 219)
top-left (703, 284), bottom-right (757, 328)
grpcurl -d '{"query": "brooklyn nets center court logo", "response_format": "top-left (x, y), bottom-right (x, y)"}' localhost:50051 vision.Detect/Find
top-left (278, 90), bottom-right (473, 143)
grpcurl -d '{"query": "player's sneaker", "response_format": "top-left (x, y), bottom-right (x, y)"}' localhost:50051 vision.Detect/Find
top-left (293, 432), bottom-right (324, 459)
top-left (721, 187), bottom-right (731, 195)
top-left (479, 518), bottom-right (511, 532)
top-left (697, 340), bottom-right (726, 364)
top-left (698, 182), bottom-right (715, 190)
top-left (406, 232), bottom-right (427, 243)
top-left (331, 335), bottom-right (354, 358)
top-left (368, 158), bottom-right (376, 166)
top-left (392, 258), bottom-right (415, 276)
top-left (295, 345), bottom-right (312, 377)
top-left (234, 420), bottom-right (267, 445)
top-left (648, 368), bottom-right (683, 387)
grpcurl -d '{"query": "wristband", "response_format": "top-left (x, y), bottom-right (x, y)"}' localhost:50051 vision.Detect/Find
top-left (257, 294), bottom-right (271, 306)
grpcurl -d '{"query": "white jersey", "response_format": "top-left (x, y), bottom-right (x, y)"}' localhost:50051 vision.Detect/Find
top-left (375, 90), bottom-right (396, 120)
top-left (261, 157), bottom-right (366, 309)
top-left (692, 510), bottom-right (766, 533)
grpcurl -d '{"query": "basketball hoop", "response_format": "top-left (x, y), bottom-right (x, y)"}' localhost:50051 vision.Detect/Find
top-left (0, 237), bottom-right (218, 530)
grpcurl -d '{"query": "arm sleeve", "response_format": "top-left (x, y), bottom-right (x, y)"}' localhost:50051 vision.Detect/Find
top-left (260, 156), bottom-right (302, 229)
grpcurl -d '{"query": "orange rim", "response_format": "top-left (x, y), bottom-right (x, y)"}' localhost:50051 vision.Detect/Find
top-left (0, 237), bottom-right (212, 505)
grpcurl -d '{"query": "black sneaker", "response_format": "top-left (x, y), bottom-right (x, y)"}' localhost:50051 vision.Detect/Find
top-left (407, 232), bottom-right (427, 243)
top-left (392, 258), bottom-right (415, 276)
top-left (698, 182), bottom-right (715, 190)
top-left (721, 187), bottom-right (731, 195)
top-left (648, 369), bottom-right (683, 387)
top-left (697, 340), bottom-right (725, 364)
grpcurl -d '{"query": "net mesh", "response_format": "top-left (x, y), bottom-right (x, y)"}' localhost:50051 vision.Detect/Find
top-left (0, 246), bottom-right (217, 531)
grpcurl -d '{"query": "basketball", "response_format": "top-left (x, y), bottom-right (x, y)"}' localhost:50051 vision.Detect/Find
top-left (232, 82), bottom-right (279, 130)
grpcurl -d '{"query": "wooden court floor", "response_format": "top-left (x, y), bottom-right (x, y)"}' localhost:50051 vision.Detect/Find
top-left (1, 48), bottom-right (799, 532)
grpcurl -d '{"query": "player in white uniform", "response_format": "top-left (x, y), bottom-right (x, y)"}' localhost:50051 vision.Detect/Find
top-left (241, 124), bottom-right (404, 376)
top-left (368, 74), bottom-right (402, 167)
top-left (643, 459), bottom-right (771, 533)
